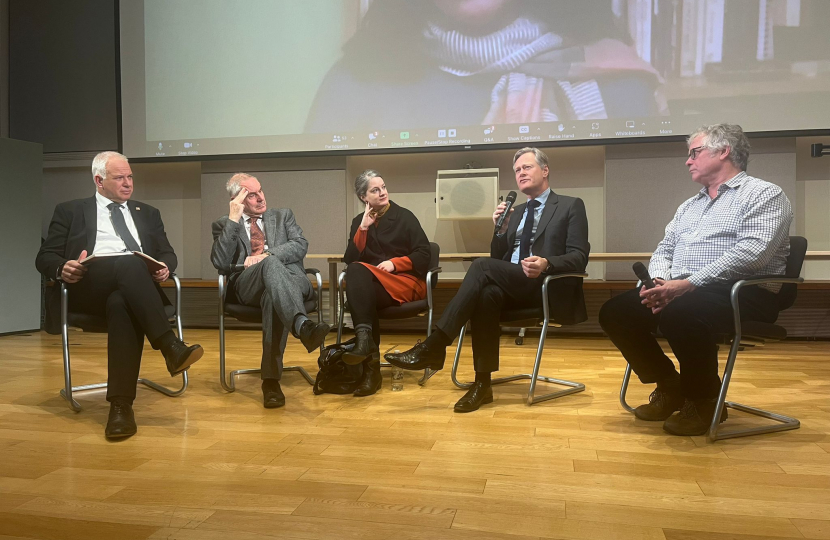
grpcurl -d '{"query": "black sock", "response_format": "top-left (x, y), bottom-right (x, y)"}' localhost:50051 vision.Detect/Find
top-left (475, 371), bottom-right (491, 386)
top-left (152, 330), bottom-right (176, 351)
top-left (424, 328), bottom-right (451, 350)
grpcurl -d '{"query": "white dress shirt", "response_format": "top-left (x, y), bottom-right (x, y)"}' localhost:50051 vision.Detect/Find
top-left (92, 191), bottom-right (143, 255)
top-left (243, 214), bottom-right (269, 251)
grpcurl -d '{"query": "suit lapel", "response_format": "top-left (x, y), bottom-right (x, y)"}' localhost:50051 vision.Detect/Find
top-left (239, 216), bottom-right (252, 256)
top-left (264, 210), bottom-right (277, 248)
top-left (533, 191), bottom-right (559, 242)
top-left (83, 197), bottom-right (97, 254)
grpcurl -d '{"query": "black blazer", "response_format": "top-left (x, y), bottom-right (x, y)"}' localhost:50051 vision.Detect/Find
top-left (36, 196), bottom-right (177, 333)
top-left (344, 201), bottom-right (430, 279)
top-left (490, 191), bottom-right (590, 325)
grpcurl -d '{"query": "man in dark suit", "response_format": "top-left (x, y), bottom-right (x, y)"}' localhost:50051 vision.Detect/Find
top-left (211, 173), bottom-right (330, 408)
top-left (386, 147), bottom-right (589, 412)
top-left (36, 151), bottom-right (203, 440)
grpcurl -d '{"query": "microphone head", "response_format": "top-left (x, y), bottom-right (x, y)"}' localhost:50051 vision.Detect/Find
top-left (505, 191), bottom-right (517, 204)
top-left (632, 262), bottom-right (646, 274)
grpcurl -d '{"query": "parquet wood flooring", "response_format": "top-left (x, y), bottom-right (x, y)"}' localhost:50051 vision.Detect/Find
top-left (0, 329), bottom-right (829, 540)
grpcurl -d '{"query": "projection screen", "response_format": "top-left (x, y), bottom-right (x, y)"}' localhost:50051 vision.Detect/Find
top-left (120, 0), bottom-right (830, 159)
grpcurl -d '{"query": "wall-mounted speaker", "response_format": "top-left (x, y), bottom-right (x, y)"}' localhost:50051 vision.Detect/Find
top-left (435, 168), bottom-right (499, 220)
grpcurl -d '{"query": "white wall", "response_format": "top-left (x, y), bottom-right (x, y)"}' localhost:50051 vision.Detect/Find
top-left (1, 138), bottom-right (42, 333)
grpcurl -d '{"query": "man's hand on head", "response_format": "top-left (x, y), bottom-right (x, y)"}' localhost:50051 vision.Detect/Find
top-left (229, 187), bottom-right (249, 222)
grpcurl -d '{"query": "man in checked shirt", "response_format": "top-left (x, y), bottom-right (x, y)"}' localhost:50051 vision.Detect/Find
top-left (599, 124), bottom-right (792, 436)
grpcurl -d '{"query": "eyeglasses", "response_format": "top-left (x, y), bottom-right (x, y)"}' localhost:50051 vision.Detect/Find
top-left (687, 146), bottom-right (705, 160)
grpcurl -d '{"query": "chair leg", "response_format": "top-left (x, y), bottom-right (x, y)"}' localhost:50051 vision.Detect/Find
top-left (619, 364), bottom-right (636, 413)
top-left (706, 336), bottom-right (799, 442)
top-left (450, 323), bottom-right (583, 405)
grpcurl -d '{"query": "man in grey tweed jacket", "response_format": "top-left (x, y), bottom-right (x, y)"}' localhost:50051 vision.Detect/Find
top-left (211, 173), bottom-right (329, 408)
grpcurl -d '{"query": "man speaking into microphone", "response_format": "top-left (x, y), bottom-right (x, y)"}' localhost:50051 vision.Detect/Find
top-left (386, 147), bottom-right (589, 412)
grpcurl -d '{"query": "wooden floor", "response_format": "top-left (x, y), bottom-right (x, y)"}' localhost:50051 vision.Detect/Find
top-left (1, 330), bottom-right (829, 540)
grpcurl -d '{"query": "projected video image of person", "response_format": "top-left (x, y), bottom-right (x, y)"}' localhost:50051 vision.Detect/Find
top-left (305, 0), bottom-right (667, 133)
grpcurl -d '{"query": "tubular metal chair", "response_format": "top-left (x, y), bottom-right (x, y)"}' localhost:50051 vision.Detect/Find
top-left (218, 267), bottom-right (323, 391)
top-left (60, 275), bottom-right (188, 412)
top-left (620, 236), bottom-right (808, 441)
top-left (451, 272), bottom-right (589, 405)
top-left (336, 242), bottom-right (442, 386)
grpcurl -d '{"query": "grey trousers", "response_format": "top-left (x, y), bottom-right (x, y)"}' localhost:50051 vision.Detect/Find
top-left (233, 257), bottom-right (313, 380)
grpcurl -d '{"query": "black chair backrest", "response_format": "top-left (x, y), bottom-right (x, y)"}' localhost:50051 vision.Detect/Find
top-left (778, 236), bottom-right (807, 311)
top-left (428, 242), bottom-right (440, 289)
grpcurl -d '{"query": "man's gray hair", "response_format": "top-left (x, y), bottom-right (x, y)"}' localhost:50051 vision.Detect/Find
top-left (91, 151), bottom-right (128, 182)
top-left (226, 173), bottom-right (255, 198)
top-left (355, 169), bottom-right (381, 201)
top-left (688, 124), bottom-right (751, 171)
top-left (513, 147), bottom-right (549, 169)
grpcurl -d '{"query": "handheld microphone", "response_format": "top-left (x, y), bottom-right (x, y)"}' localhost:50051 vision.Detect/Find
top-left (494, 191), bottom-right (517, 235)
top-left (632, 262), bottom-right (655, 289)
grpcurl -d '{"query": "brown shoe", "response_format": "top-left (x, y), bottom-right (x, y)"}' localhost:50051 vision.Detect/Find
top-left (634, 387), bottom-right (684, 421)
top-left (663, 398), bottom-right (728, 436)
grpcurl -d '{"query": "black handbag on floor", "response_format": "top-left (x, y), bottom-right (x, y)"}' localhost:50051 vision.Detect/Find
top-left (313, 338), bottom-right (364, 395)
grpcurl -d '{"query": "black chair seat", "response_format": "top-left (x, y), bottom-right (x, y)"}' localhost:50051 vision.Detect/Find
top-left (377, 299), bottom-right (428, 320)
top-left (742, 321), bottom-right (788, 341)
top-left (68, 305), bottom-right (176, 333)
top-left (225, 296), bottom-right (317, 323)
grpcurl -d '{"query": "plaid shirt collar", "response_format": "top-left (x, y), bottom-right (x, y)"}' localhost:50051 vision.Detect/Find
top-left (695, 171), bottom-right (748, 199)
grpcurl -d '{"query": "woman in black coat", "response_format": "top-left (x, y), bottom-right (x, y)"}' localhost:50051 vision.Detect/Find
top-left (341, 169), bottom-right (431, 396)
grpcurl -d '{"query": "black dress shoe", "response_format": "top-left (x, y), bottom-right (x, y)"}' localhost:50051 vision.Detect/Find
top-left (384, 341), bottom-right (445, 371)
top-left (299, 320), bottom-right (330, 353)
top-left (353, 359), bottom-right (382, 397)
top-left (162, 338), bottom-right (204, 376)
top-left (262, 379), bottom-right (286, 409)
top-left (634, 387), bottom-right (685, 421)
top-left (342, 327), bottom-right (378, 366)
top-left (454, 382), bottom-right (494, 413)
top-left (663, 398), bottom-right (728, 436)
top-left (105, 400), bottom-right (137, 440)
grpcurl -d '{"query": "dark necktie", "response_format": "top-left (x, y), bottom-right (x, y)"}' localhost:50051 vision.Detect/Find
top-left (107, 203), bottom-right (141, 252)
top-left (519, 199), bottom-right (541, 261)
top-left (250, 217), bottom-right (265, 256)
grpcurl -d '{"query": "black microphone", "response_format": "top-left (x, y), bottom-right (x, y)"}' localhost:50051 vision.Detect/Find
top-left (632, 262), bottom-right (655, 289)
top-left (494, 191), bottom-right (517, 235)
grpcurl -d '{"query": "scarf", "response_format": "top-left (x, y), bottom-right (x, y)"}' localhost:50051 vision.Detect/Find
top-left (423, 17), bottom-right (664, 123)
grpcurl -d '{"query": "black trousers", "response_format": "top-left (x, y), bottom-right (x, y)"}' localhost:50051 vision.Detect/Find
top-left (345, 263), bottom-right (397, 347)
top-left (437, 258), bottom-right (543, 373)
top-left (67, 256), bottom-right (172, 402)
top-left (598, 283), bottom-right (778, 400)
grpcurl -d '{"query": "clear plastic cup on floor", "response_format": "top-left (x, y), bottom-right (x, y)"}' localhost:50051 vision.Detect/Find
top-left (391, 351), bottom-right (404, 391)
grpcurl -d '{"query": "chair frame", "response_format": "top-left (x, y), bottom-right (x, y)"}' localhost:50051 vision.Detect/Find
top-left (619, 275), bottom-right (804, 442)
top-left (217, 268), bottom-right (322, 392)
top-left (450, 272), bottom-right (588, 405)
top-left (336, 264), bottom-right (442, 386)
top-left (60, 275), bottom-right (188, 412)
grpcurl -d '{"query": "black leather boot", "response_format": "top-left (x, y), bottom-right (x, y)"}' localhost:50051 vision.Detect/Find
top-left (342, 327), bottom-right (377, 366)
top-left (353, 358), bottom-right (382, 397)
